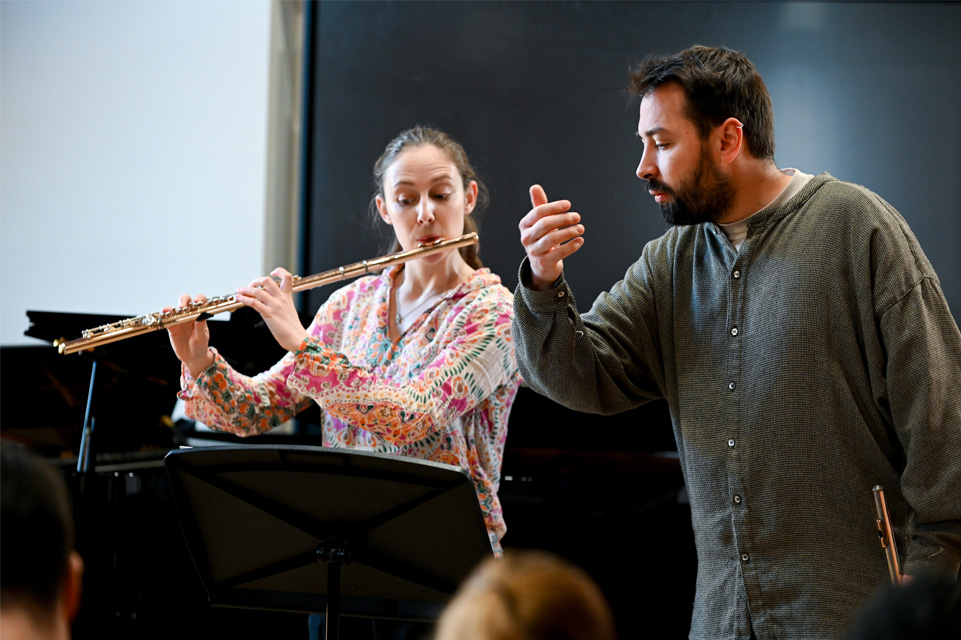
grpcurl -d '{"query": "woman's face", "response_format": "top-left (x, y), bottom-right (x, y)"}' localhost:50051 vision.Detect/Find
top-left (376, 144), bottom-right (477, 256)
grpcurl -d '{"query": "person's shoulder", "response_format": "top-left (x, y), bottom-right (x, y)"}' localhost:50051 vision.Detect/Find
top-left (457, 269), bottom-right (515, 316)
top-left (463, 268), bottom-right (509, 297)
top-left (794, 173), bottom-right (914, 242)
top-left (805, 174), bottom-right (937, 283)
top-left (805, 173), bottom-right (899, 217)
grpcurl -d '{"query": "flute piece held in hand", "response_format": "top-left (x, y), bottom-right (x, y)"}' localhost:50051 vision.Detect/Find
top-left (55, 233), bottom-right (479, 355)
top-left (872, 485), bottom-right (902, 585)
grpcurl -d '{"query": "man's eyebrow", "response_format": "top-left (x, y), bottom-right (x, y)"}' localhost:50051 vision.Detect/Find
top-left (636, 126), bottom-right (667, 139)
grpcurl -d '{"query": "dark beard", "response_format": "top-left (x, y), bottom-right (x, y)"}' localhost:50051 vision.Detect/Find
top-left (649, 149), bottom-right (735, 226)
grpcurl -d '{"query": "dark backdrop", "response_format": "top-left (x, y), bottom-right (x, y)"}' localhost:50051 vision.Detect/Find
top-left (303, 0), bottom-right (960, 323)
top-left (300, 3), bottom-right (960, 636)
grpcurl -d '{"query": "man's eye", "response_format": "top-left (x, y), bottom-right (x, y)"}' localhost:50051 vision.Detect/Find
top-left (655, 143), bottom-right (669, 150)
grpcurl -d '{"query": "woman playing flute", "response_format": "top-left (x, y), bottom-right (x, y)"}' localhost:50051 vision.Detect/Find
top-left (167, 126), bottom-right (521, 567)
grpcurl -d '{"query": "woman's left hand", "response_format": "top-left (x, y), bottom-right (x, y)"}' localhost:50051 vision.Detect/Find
top-left (235, 267), bottom-right (308, 353)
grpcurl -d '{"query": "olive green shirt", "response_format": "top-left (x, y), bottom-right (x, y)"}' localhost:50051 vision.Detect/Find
top-left (513, 173), bottom-right (961, 640)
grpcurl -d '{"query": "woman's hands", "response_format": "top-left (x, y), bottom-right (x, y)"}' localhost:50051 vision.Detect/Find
top-left (235, 267), bottom-right (308, 353)
top-left (166, 294), bottom-right (215, 380)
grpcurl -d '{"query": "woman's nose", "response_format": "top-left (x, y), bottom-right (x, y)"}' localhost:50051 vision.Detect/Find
top-left (417, 199), bottom-right (435, 223)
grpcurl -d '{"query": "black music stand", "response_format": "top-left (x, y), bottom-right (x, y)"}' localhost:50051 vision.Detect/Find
top-left (164, 445), bottom-right (493, 640)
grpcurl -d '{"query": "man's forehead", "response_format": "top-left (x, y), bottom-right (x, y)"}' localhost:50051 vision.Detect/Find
top-left (638, 84), bottom-right (690, 134)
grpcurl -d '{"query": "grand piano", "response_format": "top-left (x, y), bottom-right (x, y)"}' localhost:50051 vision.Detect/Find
top-left (3, 309), bottom-right (694, 639)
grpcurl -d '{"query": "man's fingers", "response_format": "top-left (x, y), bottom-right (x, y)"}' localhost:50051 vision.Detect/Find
top-left (529, 223), bottom-right (585, 257)
top-left (537, 238), bottom-right (583, 266)
top-left (530, 184), bottom-right (549, 208)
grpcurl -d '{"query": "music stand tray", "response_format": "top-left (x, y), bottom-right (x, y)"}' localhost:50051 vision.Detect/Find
top-left (164, 444), bottom-right (493, 637)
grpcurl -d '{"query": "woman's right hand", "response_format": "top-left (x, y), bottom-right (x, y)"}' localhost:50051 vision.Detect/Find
top-left (166, 294), bottom-right (214, 380)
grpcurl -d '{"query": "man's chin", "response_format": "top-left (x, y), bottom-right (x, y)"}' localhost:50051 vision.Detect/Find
top-left (660, 204), bottom-right (719, 227)
top-left (660, 205), bottom-right (694, 226)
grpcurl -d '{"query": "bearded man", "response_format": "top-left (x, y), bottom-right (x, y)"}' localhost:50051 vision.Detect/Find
top-left (512, 45), bottom-right (961, 640)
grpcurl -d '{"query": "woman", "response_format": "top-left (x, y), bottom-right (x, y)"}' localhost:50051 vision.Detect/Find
top-left (167, 126), bottom-right (521, 557)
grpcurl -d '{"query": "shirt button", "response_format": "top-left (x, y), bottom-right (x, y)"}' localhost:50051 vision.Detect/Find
top-left (728, 438), bottom-right (736, 448)
top-left (557, 291), bottom-right (566, 298)
top-left (741, 553), bottom-right (750, 562)
top-left (728, 381), bottom-right (736, 391)
top-left (733, 494), bottom-right (742, 504)
top-left (733, 270), bottom-right (741, 279)
top-left (731, 327), bottom-right (739, 336)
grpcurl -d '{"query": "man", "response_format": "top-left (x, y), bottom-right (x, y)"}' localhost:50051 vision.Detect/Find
top-left (513, 45), bottom-right (961, 639)
top-left (1, 443), bottom-right (84, 640)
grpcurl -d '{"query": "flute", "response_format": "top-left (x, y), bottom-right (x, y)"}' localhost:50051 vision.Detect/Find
top-left (55, 232), bottom-right (478, 355)
top-left (872, 485), bottom-right (902, 585)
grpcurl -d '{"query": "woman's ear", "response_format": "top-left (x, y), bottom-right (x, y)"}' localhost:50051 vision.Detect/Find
top-left (63, 550), bottom-right (84, 623)
top-left (465, 181), bottom-right (478, 215)
top-left (375, 195), bottom-right (392, 225)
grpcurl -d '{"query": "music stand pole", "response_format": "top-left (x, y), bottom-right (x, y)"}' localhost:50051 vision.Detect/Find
top-left (318, 538), bottom-right (350, 640)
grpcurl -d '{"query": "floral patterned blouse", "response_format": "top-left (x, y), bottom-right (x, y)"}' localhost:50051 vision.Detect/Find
top-left (178, 264), bottom-right (521, 553)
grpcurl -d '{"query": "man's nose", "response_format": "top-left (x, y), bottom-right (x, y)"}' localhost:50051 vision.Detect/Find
top-left (636, 148), bottom-right (656, 181)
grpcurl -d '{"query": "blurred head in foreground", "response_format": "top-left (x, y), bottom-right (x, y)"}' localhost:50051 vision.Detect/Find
top-left (845, 572), bottom-right (961, 640)
top-left (1, 442), bottom-right (84, 640)
top-left (434, 549), bottom-right (616, 640)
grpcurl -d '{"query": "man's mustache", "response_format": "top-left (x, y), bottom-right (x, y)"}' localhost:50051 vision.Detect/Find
top-left (646, 179), bottom-right (675, 196)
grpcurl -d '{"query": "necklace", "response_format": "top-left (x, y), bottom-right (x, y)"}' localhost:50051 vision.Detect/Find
top-left (395, 289), bottom-right (446, 327)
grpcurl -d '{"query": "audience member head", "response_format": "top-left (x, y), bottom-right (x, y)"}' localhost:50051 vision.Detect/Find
top-left (368, 125), bottom-right (489, 269)
top-left (845, 572), bottom-right (961, 640)
top-left (1, 442), bottom-right (84, 640)
top-left (434, 549), bottom-right (616, 640)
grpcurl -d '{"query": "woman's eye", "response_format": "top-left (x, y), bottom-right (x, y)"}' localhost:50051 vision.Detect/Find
top-left (398, 197), bottom-right (415, 206)
top-left (433, 192), bottom-right (452, 200)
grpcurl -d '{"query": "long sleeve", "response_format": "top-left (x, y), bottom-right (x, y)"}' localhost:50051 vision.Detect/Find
top-left (512, 254), bottom-right (667, 417)
top-left (869, 214), bottom-right (961, 576)
top-left (178, 347), bottom-right (313, 436)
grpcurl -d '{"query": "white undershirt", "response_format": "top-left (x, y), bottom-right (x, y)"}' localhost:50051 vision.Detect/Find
top-left (718, 169), bottom-right (813, 251)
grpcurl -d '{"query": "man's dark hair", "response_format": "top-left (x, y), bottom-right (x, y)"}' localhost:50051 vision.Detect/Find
top-left (0, 442), bottom-right (75, 613)
top-left (628, 45), bottom-right (776, 159)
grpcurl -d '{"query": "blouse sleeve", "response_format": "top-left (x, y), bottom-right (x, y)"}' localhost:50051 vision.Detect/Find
top-left (175, 282), bottom-right (361, 436)
top-left (178, 347), bottom-right (313, 437)
top-left (286, 287), bottom-right (517, 446)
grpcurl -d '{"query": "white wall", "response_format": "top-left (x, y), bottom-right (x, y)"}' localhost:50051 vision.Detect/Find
top-left (1, 0), bottom-right (271, 346)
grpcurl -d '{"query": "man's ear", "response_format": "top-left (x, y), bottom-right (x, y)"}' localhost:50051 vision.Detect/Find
top-left (719, 117), bottom-right (744, 164)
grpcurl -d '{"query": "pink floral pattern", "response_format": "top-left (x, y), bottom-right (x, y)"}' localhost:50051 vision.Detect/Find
top-left (178, 265), bottom-right (521, 553)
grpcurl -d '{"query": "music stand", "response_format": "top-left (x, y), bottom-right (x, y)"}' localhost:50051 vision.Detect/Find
top-left (164, 445), bottom-right (493, 640)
